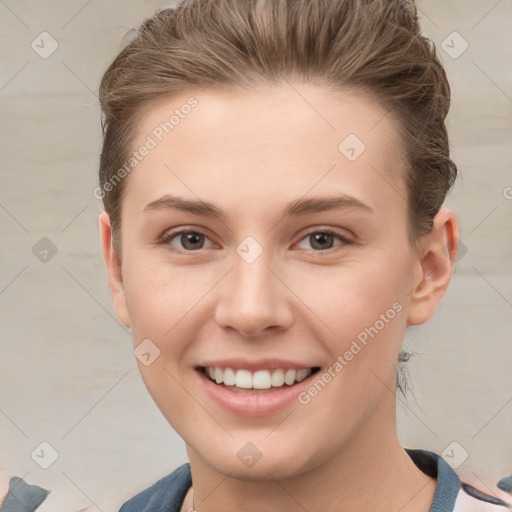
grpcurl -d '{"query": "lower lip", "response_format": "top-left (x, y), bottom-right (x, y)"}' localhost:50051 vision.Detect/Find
top-left (195, 368), bottom-right (319, 417)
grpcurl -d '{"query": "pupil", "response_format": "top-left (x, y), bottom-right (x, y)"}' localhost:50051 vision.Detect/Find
top-left (182, 232), bottom-right (203, 250)
top-left (311, 233), bottom-right (333, 250)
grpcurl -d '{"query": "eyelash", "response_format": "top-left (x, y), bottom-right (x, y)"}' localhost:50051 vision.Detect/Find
top-left (158, 227), bottom-right (353, 254)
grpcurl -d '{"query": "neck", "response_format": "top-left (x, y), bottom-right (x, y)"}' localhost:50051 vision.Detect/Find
top-left (185, 399), bottom-right (436, 512)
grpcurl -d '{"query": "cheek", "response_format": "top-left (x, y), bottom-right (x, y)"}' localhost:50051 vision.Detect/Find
top-left (290, 260), bottom-right (410, 434)
top-left (122, 260), bottom-right (206, 422)
top-left (123, 256), bottom-right (201, 336)
top-left (123, 244), bottom-right (414, 346)
top-left (290, 249), bottom-right (413, 395)
top-left (291, 252), bottom-right (411, 333)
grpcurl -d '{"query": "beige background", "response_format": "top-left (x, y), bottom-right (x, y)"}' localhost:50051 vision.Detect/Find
top-left (0, 0), bottom-right (511, 510)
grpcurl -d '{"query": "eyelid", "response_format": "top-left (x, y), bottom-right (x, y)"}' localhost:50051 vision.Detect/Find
top-left (158, 226), bottom-right (353, 253)
top-left (158, 226), bottom-right (216, 253)
top-left (292, 227), bottom-right (353, 251)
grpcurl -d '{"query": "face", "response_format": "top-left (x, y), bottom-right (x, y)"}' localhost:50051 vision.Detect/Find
top-left (101, 82), bottom-right (451, 480)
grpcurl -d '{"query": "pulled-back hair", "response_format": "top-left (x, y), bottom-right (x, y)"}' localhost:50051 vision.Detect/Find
top-left (99, 0), bottom-right (457, 258)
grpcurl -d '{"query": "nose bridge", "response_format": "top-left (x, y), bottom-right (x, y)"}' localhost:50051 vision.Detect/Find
top-left (214, 238), bottom-right (292, 336)
top-left (234, 245), bottom-right (274, 303)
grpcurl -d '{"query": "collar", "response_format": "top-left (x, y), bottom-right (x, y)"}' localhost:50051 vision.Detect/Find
top-left (120, 448), bottom-right (508, 511)
top-left (405, 448), bottom-right (461, 511)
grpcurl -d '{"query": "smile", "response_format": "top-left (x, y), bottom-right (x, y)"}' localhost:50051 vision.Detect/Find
top-left (200, 366), bottom-right (320, 391)
top-left (195, 365), bottom-right (322, 415)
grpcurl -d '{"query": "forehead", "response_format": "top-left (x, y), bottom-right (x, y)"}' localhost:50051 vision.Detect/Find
top-left (124, 82), bottom-right (407, 218)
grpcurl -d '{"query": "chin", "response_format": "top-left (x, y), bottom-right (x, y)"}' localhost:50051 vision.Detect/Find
top-left (195, 437), bottom-right (322, 482)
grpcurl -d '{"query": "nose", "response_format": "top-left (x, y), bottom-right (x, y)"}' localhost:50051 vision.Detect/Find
top-left (214, 246), bottom-right (293, 338)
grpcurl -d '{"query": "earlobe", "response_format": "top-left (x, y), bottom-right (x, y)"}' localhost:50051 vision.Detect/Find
top-left (98, 211), bottom-right (131, 327)
top-left (406, 209), bottom-right (459, 326)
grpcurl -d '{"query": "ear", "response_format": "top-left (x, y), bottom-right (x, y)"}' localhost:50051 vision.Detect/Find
top-left (99, 211), bottom-right (131, 327)
top-left (407, 208), bottom-right (459, 326)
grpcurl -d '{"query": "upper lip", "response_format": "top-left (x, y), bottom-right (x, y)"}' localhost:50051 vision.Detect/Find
top-left (197, 358), bottom-right (320, 372)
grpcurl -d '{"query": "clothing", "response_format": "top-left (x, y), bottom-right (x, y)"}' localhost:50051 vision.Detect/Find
top-left (118, 449), bottom-right (510, 512)
top-left (0, 477), bottom-right (49, 512)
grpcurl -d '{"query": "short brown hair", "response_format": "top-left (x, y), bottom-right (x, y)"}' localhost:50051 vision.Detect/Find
top-left (98, 0), bottom-right (457, 257)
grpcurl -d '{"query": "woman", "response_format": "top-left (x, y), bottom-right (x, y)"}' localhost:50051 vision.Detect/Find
top-left (97, 0), bottom-right (510, 510)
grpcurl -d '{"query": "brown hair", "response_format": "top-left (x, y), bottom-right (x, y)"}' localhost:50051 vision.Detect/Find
top-left (98, 0), bottom-right (457, 258)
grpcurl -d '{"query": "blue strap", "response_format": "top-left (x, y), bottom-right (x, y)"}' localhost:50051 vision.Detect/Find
top-left (405, 448), bottom-right (461, 512)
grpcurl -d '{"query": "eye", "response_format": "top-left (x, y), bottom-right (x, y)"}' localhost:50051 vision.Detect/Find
top-left (160, 229), bottom-right (214, 252)
top-left (159, 227), bottom-right (352, 253)
top-left (295, 229), bottom-right (352, 251)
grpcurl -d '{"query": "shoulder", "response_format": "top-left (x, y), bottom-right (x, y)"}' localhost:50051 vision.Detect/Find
top-left (405, 448), bottom-right (510, 512)
top-left (453, 483), bottom-right (511, 512)
top-left (119, 463), bottom-right (192, 512)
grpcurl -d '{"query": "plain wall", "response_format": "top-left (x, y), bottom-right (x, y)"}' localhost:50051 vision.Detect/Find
top-left (0, 0), bottom-right (511, 510)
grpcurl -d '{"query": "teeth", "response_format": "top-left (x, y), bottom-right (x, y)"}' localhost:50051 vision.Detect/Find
top-left (203, 367), bottom-right (314, 389)
top-left (271, 369), bottom-right (285, 387)
top-left (235, 369), bottom-right (253, 389)
top-left (284, 369), bottom-right (296, 385)
top-left (253, 370), bottom-right (271, 389)
top-left (223, 367), bottom-right (236, 386)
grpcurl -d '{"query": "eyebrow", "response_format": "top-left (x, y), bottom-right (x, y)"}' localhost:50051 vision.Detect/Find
top-left (143, 194), bottom-right (374, 219)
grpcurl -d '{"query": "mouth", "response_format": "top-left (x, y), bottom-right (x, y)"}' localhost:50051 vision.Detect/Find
top-left (196, 365), bottom-right (322, 394)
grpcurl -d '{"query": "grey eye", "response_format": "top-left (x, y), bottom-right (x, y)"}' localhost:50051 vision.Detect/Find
top-left (177, 232), bottom-right (205, 250)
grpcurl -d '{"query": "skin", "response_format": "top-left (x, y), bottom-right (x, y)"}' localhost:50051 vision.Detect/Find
top-left (100, 82), bottom-right (459, 512)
